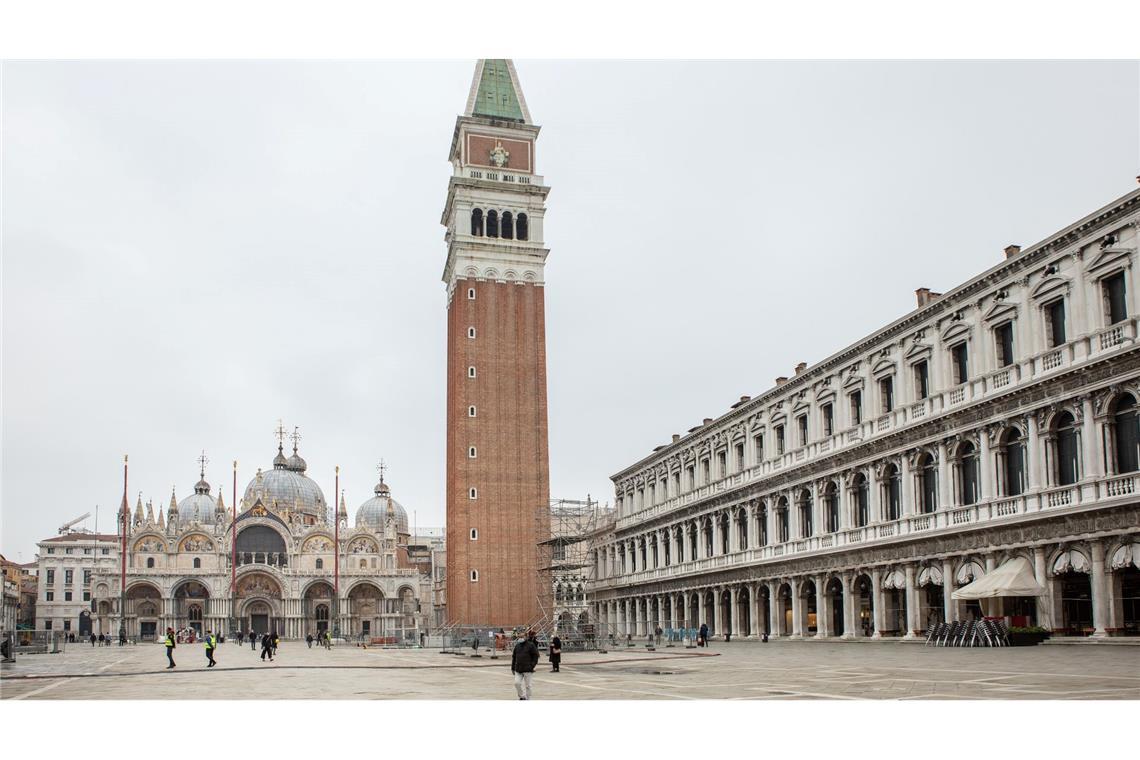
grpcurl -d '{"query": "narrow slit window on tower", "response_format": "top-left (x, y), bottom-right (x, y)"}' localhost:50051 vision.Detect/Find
top-left (468, 405), bottom-right (477, 417)
top-left (470, 208), bottom-right (484, 236)
top-left (468, 366), bottom-right (477, 378)
top-left (516, 213), bottom-right (528, 240)
top-left (467, 326), bottom-right (476, 338)
top-left (501, 211), bottom-right (514, 240)
top-left (468, 446), bottom-right (477, 458)
top-left (469, 487), bottom-right (478, 499)
top-left (467, 288), bottom-right (476, 300)
top-left (486, 210), bottom-right (499, 238)
top-left (470, 570), bottom-right (478, 582)
top-left (470, 528), bottom-right (478, 540)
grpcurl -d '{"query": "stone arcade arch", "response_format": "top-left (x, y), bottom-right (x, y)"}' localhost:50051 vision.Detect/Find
top-left (126, 581), bottom-right (162, 640)
top-left (853, 573), bottom-right (874, 637)
top-left (800, 578), bottom-right (818, 636)
top-left (736, 586), bottom-right (751, 637)
top-left (303, 580), bottom-right (335, 637)
top-left (236, 572), bottom-right (283, 637)
top-left (347, 581), bottom-right (385, 640)
top-left (777, 582), bottom-right (793, 636)
top-left (825, 577), bottom-right (844, 636)
top-left (1051, 548), bottom-right (1094, 635)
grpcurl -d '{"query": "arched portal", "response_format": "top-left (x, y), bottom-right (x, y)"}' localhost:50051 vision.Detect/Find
top-left (235, 525), bottom-right (288, 568)
top-left (854, 574), bottom-right (874, 637)
top-left (703, 591), bottom-right (715, 633)
top-left (348, 581), bottom-right (385, 640)
top-left (173, 580), bottom-right (210, 636)
top-left (688, 594), bottom-right (699, 631)
top-left (736, 587), bottom-right (751, 636)
top-left (801, 579), bottom-right (818, 635)
top-left (125, 582), bottom-right (161, 640)
top-left (719, 589), bottom-right (733, 637)
top-left (236, 572), bottom-right (283, 637)
top-left (304, 581), bottom-right (334, 637)
top-left (1116, 565), bottom-right (1140, 635)
top-left (758, 586), bottom-right (771, 636)
top-left (826, 577), bottom-right (844, 636)
top-left (777, 583), bottom-right (793, 636)
top-left (1055, 571), bottom-right (1093, 636)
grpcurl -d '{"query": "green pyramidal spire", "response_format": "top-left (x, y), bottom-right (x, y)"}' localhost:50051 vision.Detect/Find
top-left (467, 59), bottom-right (529, 123)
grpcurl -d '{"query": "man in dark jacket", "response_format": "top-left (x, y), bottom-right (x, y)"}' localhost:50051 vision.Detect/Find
top-left (260, 631), bottom-right (274, 662)
top-left (510, 629), bottom-right (540, 700)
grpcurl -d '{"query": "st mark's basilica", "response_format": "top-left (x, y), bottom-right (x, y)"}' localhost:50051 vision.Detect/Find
top-left (88, 428), bottom-right (436, 642)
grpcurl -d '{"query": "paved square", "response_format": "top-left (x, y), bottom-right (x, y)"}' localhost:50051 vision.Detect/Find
top-left (2, 640), bottom-right (1137, 700)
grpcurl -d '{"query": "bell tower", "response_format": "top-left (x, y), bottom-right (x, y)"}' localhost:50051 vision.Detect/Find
top-left (442, 60), bottom-right (551, 627)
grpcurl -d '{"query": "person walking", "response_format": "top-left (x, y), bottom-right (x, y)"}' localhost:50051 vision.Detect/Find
top-left (324, 630), bottom-right (331, 650)
top-left (205, 630), bottom-right (217, 668)
top-left (549, 635), bottom-right (562, 673)
top-left (272, 631), bottom-right (280, 656)
top-left (260, 632), bottom-right (274, 662)
top-left (250, 631), bottom-right (257, 651)
top-left (699, 622), bottom-right (709, 647)
top-left (90, 633), bottom-right (97, 647)
top-left (164, 627), bottom-right (177, 669)
top-left (510, 629), bottom-right (540, 700)
top-left (306, 633), bottom-right (314, 649)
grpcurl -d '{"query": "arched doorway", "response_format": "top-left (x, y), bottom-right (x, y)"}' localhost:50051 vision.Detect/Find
top-left (1116, 565), bottom-right (1140, 635)
top-left (719, 589), bottom-right (732, 636)
top-left (737, 587), bottom-right (751, 636)
top-left (777, 583), bottom-right (793, 636)
top-left (801, 579), bottom-right (818, 635)
top-left (703, 591), bottom-right (715, 633)
top-left (826, 577), bottom-right (844, 636)
top-left (917, 564), bottom-right (945, 630)
top-left (173, 581), bottom-right (210, 636)
top-left (348, 582), bottom-right (385, 640)
top-left (689, 594), bottom-right (700, 630)
top-left (881, 569), bottom-right (906, 636)
top-left (759, 587), bottom-right (771, 636)
top-left (236, 572), bottom-right (283, 637)
top-left (126, 582), bottom-right (161, 640)
top-left (304, 581), bottom-right (334, 637)
top-left (854, 574), bottom-right (874, 637)
top-left (1056, 572), bottom-right (1093, 635)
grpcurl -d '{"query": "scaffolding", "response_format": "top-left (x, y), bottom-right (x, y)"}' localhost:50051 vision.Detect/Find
top-left (532, 496), bottom-right (616, 651)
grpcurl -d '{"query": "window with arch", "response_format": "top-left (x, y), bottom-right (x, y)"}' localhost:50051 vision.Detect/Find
top-left (470, 208), bottom-right (484, 236)
top-left (467, 288), bottom-right (476, 300)
top-left (516, 213), bottom-right (528, 241)
top-left (798, 490), bottom-right (813, 538)
top-left (467, 326), bottom-right (476, 339)
top-left (689, 523), bottom-right (698, 559)
top-left (957, 442), bottom-right (979, 505)
top-left (468, 366), bottom-right (476, 378)
top-left (469, 487), bottom-right (478, 500)
top-left (777, 500), bottom-right (790, 543)
top-left (1053, 411), bottom-right (1080, 486)
top-left (468, 446), bottom-right (477, 458)
top-left (470, 570), bottom-right (479, 582)
top-left (918, 453), bottom-right (938, 513)
top-left (854, 473), bottom-right (870, 527)
top-left (316, 558), bottom-right (323, 570)
top-left (470, 528), bottom-right (478, 540)
top-left (501, 211), bottom-right (514, 240)
top-left (1000, 428), bottom-right (1027, 496)
top-left (883, 464), bottom-right (901, 521)
top-left (1112, 394), bottom-right (1139, 474)
top-left (719, 514), bottom-right (730, 554)
top-left (703, 519), bottom-right (715, 556)
top-left (146, 557), bottom-right (155, 569)
top-left (824, 484), bottom-right (840, 532)
top-left (192, 557), bottom-right (201, 569)
top-left (468, 405), bottom-right (477, 417)
top-left (737, 510), bottom-right (748, 550)
top-left (486, 210), bottom-right (499, 238)
top-left (757, 506), bottom-right (769, 545)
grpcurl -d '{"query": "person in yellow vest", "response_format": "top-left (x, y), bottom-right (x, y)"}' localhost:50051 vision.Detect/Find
top-left (164, 627), bottom-right (176, 669)
top-left (205, 630), bottom-right (217, 668)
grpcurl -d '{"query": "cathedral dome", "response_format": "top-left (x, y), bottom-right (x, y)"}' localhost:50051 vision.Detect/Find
top-left (243, 442), bottom-right (327, 521)
top-left (355, 480), bottom-right (410, 534)
top-left (177, 477), bottom-right (216, 524)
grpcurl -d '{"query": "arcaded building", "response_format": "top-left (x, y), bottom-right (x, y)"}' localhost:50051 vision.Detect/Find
top-left (442, 59), bottom-right (552, 627)
top-left (590, 189), bottom-right (1140, 640)
top-left (88, 432), bottom-right (439, 641)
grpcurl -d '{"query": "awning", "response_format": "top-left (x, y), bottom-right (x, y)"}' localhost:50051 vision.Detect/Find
top-left (951, 557), bottom-right (1045, 600)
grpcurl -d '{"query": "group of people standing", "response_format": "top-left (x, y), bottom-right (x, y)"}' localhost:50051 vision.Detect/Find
top-left (162, 628), bottom-right (280, 669)
top-left (305, 632), bottom-right (332, 649)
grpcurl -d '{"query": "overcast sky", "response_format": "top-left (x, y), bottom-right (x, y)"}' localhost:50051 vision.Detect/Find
top-left (2, 60), bottom-right (1137, 560)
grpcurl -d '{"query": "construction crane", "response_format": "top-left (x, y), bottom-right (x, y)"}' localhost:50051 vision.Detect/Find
top-left (58, 512), bottom-right (91, 535)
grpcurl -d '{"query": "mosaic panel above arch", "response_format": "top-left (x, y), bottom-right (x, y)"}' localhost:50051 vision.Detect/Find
top-left (178, 534), bottom-right (214, 552)
top-left (302, 535), bottom-right (334, 552)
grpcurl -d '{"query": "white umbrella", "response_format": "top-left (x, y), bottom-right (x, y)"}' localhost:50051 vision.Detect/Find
top-left (951, 556), bottom-right (1045, 617)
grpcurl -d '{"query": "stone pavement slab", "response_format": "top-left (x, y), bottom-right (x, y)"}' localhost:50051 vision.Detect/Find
top-left (2, 639), bottom-right (1137, 700)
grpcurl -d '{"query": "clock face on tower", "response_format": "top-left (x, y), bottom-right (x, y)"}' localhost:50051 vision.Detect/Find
top-left (489, 143), bottom-right (510, 168)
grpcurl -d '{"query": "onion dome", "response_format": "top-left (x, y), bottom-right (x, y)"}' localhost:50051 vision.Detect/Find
top-left (273, 444), bottom-right (289, 470)
top-left (355, 477), bottom-right (410, 534)
top-left (178, 473), bottom-right (217, 524)
top-left (286, 445), bottom-right (307, 473)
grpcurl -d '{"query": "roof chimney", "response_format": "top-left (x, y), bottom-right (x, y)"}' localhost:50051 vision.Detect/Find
top-left (775, 376), bottom-right (788, 385)
top-left (1004, 244), bottom-right (1022, 259)
top-left (703, 418), bottom-right (713, 425)
top-left (794, 362), bottom-right (807, 375)
top-left (915, 288), bottom-right (943, 308)
top-left (671, 434), bottom-right (681, 443)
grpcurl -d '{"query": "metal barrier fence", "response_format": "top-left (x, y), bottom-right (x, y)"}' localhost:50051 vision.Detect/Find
top-left (2, 631), bottom-right (68, 657)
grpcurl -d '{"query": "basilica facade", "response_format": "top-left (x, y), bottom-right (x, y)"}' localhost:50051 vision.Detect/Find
top-left (589, 188), bottom-right (1140, 641)
top-left (90, 435), bottom-right (438, 642)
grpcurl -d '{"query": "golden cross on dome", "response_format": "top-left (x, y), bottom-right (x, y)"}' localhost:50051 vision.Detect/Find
top-left (197, 450), bottom-right (209, 478)
top-left (290, 426), bottom-right (302, 452)
top-left (376, 459), bottom-right (387, 483)
top-left (274, 419), bottom-right (287, 446)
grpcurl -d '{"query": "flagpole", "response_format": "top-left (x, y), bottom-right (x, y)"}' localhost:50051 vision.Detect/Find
top-left (231, 459), bottom-right (238, 637)
top-left (118, 455), bottom-right (128, 643)
top-left (333, 465), bottom-right (340, 642)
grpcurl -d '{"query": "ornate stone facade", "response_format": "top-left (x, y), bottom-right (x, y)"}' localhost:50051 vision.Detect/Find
top-left (89, 436), bottom-right (440, 642)
top-left (589, 189), bottom-right (1140, 641)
